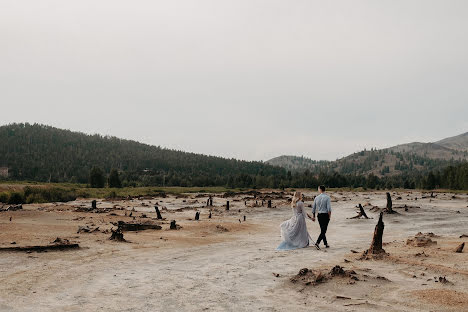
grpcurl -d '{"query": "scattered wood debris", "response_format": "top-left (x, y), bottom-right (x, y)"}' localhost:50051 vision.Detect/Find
top-left (406, 233), bottom-right (437, 247)
top-left (77, 225), bottom-right (100, 233)
top-left (290, 265), bottom-right (360, 286)
top-left (215, 225), bottom-right (229, 232)
top-left (0, 204), bottom-right (23, 212)
top-left (455, 242), bottom-right (464, 253)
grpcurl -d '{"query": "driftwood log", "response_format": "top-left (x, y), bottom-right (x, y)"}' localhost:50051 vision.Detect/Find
top-left (0, 238), bottom-right (79, 252)
top-left (0, 244), bottom-right (80, 252)
top-left (113, 221), bottom-right (162, 231)
top-left (155, 206), bottom-right (163, 219)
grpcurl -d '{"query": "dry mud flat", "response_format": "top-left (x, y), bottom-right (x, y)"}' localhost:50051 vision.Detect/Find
top-left (0, 190), bottom-right (467, 311)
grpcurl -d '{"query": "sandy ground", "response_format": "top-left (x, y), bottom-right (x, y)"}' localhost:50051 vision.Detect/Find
top-left (0, 190), bottom-right (467, 311)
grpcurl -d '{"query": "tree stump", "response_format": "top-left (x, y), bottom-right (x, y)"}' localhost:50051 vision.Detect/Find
top-left (368, 212), bottom-right (385, 254)
top-left (195, 211), bottom-right (200, 221)
top-left (110, 228), bottom-right (125, 241)
top-left (92, 200), bottom-right (97, 209)
top-left (455, 242), bottom-right (465, 253)
top-left (350, 204), bottom-right (369, 219)
top-left (386, 193), bottom-right (393, 214)
top-left (155, 206), bottom-right (162, 220)
top-left (268, 200), bottom-right (272, 208)
top-left (226, 201), bottom-right (229, 211)
top-left (170, 220), bottom-right (177, 230)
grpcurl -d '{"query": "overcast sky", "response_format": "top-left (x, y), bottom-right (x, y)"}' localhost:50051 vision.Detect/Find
top-left (1, 1), bottom-right (467, 161)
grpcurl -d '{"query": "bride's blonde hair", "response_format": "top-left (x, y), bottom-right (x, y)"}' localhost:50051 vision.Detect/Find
top-left (291, 191), bottom-right (302, 208)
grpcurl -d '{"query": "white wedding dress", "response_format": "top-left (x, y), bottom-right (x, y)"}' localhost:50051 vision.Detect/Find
top-left (276, 200), bottom-right (309, 250)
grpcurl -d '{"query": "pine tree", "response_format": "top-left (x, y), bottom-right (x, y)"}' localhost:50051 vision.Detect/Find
top-left (89, 167), bottom-right (105, 188)
top-left (108, 168), bottom-right (122, 188)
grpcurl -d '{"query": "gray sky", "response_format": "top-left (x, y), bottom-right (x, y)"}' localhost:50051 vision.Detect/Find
top-left (1, 1), bottom-right (467, 161)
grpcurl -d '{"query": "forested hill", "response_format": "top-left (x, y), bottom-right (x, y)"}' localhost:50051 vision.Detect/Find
top-left (0, 123), bottom-right (285, 187)
top-left (267, 133), bottom-right (468, 177)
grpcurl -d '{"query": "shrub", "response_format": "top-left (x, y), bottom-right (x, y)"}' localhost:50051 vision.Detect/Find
top-left (0, 192), bottom-right (9, 203)
top-left (23, 186), bottom-right (77, 203)
top-left (8, 192), bottom-right (24, 204)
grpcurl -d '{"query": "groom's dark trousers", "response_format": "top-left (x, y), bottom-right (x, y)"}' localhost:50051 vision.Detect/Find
top-left (316, 213), bottom-right (330, 246)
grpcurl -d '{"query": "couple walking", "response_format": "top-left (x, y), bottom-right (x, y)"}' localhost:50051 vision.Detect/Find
top-left (276, 186), bottom-right (331, 251)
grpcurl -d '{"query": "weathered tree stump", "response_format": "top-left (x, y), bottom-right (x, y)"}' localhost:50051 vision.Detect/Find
top-left (226, 201), bottom-right (229, 211)
top-left (368, 212), bottom-right (385, 254)
top-left (455, 242), bottom-right (465, 253)
top-left (268, 200), bottom-right (272, 208)
top-left (359, 204), bottom-right (369, 218)
top-left (170, 220), bottom-right (177, 230)
top-left (350, 204), bottom-right (369, 219)
top-left (155, 206), bottom-right (163, 220)
top-left (385, 193), bottom-right (393, 214)
top-left (110, 228), bottom-right (125, 241)
top-left (91, 200), bottom-right (97, 209)
top-left (195, 211), bottom-right (200, 221)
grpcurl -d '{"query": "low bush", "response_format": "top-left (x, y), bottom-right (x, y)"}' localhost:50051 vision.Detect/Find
top-left (0, 192), bottom-right (9, 203)
top-left (8, 191), bottom-right (25, 204)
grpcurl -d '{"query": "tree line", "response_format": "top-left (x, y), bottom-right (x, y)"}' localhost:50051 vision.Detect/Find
top-left (1, 123), bottom-right (467, 190)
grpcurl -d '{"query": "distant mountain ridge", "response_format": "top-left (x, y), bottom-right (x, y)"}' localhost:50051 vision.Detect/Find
top-left (435, 132), bottom-right (468, 152)
top-left (266, 132), bottom-right (468, 177)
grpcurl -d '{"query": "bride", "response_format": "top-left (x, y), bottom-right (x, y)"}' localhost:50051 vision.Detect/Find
top-left (276, 191), bottom-right (312, 250)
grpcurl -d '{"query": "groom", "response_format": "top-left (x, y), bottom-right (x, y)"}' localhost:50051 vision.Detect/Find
top-left (309, 185), bottom-right (331, 249)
